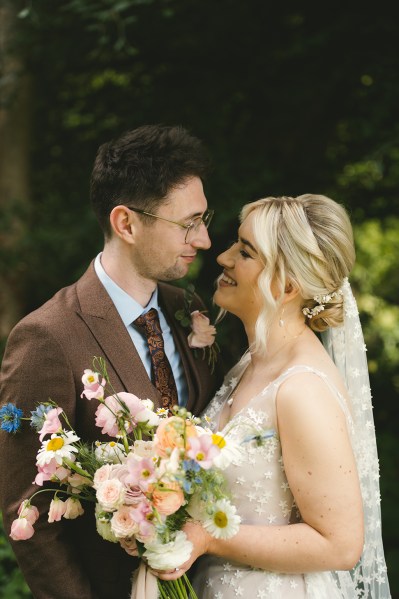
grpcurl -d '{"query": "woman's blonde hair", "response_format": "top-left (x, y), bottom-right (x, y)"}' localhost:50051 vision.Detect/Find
top-left (241, 194), bottom-right (355, 354)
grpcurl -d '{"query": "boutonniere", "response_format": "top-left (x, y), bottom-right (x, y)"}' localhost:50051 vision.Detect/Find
top-left (175, 284), bottom-right (220, 373)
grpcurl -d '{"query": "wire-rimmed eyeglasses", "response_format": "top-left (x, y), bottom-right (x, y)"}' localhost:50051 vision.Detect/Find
top-left (129, 207), bottom-right (214, 244)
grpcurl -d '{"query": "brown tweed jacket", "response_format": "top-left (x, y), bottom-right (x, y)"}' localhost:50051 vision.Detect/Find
top-left (0, 262), bottom-right (223, 599)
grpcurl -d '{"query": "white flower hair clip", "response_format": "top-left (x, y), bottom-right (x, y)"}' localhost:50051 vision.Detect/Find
top-left (302, 285), bottom-right (344, 319)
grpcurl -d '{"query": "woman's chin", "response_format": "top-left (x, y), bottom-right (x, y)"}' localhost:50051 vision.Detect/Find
top-left (213, 289), bottom-right (225, 309)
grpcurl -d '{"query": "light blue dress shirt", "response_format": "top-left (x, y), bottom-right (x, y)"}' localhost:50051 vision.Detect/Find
top-left (94, 254), bottom-right (188, 405)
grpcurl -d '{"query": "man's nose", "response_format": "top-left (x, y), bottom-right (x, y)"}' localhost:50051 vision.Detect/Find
top-left (191, 224), bottom-right (211, 249)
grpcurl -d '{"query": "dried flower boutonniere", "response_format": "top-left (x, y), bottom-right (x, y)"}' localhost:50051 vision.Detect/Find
top-left (175, 284), bottom-right (220, 373)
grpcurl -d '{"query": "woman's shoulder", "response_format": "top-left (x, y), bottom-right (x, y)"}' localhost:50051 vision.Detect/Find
top-left (274, 363), bottom-right (352, 427)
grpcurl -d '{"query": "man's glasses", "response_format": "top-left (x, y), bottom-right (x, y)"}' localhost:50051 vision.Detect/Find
top-left (129, 207), bottom-right (214, 244)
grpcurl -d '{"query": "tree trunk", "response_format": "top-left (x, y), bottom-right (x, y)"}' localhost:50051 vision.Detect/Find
top-left (0, 1), bottom-right (32, 343)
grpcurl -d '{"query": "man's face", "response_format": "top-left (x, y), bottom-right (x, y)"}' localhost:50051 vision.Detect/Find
top-left (132, 176), bottom-right (211, 282)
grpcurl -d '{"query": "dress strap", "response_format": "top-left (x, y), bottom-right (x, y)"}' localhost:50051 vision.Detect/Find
top-left (272, 365), bottom-right (353, 426)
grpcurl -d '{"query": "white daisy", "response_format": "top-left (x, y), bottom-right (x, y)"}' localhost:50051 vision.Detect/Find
top-left (203, 499), bottom-right (241, 539)
top-left (36, 430), bottom-right (80, 466)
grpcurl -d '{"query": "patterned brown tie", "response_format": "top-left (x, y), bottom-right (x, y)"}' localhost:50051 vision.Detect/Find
top-left (134, 308), bottom-right (178, 411)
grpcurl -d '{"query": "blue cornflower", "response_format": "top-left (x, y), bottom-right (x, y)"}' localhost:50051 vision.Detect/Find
top-left (182, 479), bottom-right (193, 494)
top-left (0, 403), bottom-right (24, 433)
top-left (30, 404), bottom-right (53, 432)
top-left (241, 429), bottom-right (276, 446)
top-left (183, 459), bottom-right (201, 473)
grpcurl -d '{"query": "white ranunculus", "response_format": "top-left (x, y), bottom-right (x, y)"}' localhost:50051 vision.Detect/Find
top-left (143, 531), bottom-right (193, 570)
top-left (141, 399), bottom-right (154, 411)
top-left (135, 407), bottom-right (160, 428)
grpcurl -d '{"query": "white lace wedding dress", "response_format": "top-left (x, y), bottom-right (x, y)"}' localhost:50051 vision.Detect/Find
top-left (193, 355), bottom-right (365, 599)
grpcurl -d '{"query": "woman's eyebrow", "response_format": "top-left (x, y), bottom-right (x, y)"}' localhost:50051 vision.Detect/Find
top-left (239, 236), bottom-right (258, 254)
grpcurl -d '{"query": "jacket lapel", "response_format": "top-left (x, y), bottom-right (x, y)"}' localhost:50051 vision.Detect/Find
top-left (75, 263), bottom-right (161, 406)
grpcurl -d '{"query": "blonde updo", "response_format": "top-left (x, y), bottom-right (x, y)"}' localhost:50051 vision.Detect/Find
top-left (240, 194), bottom-right (355, 353)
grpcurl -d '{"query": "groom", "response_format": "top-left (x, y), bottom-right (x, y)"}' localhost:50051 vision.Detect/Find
top-left (0, 125), bottom-right (222, 599)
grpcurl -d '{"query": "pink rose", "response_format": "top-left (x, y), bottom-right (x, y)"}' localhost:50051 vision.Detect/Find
top-left (93, 464), bottom-right (113, 490)
top-left (38, 407), bottom-right (63, 442)
top-left (96, 478), bottom-right (126, 511)
top-left (17, 500), bottom-right (39, 525)
top-left (188, 311), bottom-right (216, 348)
top-left (110, 505), bottom-right (139, 538)
top-left (10, 517), bottom-right (35, 541)
top-left (48, 497), bottom-right (67, 522)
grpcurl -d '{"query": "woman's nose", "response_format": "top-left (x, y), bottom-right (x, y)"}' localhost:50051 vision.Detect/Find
top-left (217, 245), bottom-right (235, 268)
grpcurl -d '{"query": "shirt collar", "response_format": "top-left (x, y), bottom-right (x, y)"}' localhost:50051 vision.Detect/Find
top-left (94, 253), bottom-right (159, 326)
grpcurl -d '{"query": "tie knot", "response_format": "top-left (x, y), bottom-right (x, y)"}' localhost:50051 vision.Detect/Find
top-left (134, 308), bottom-right (161, 338)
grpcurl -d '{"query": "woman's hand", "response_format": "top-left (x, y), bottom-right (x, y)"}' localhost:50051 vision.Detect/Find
top-left (152, 520), bottom-right (212, 581)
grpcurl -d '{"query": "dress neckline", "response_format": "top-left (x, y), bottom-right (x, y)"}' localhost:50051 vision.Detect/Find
top-left (218, 364), bottom-right (346, 431)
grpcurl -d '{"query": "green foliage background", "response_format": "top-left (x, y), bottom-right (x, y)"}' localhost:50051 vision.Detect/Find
top-left (1, 1), bottom-right (398, 596)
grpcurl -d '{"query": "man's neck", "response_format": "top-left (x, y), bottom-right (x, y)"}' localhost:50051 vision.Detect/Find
top-left (100, 246), bottom-right (157, 307)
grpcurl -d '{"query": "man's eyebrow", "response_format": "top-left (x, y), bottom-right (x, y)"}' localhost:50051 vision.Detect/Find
top-left (239, 236), bottom-right (258, 254)
top-left (180, 210), bottom-right (204, 222)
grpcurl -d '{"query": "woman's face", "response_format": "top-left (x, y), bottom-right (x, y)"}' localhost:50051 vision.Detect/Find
top-left (214, 211), bottom-right (264, 326)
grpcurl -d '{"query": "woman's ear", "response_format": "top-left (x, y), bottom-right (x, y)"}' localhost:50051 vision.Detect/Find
top-left (283, 280), bottom-right (300, 302)
top-left (109, 205), bottom-right (136, 243)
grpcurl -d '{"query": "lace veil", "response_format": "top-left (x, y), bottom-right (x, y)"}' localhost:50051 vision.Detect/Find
top-left (321, 278), bottom-right (391, 598)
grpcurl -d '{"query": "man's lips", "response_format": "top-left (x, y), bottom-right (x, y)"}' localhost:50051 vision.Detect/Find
top-left (181, 254), bottom-right (197, 263)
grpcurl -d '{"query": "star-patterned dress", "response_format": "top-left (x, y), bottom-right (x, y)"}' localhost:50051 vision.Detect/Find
top-left (192, 354), bottom-right (353, 599)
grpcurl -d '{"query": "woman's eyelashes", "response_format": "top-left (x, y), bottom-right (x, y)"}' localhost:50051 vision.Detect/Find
top-left (226, 240), bottom-right (253, 259)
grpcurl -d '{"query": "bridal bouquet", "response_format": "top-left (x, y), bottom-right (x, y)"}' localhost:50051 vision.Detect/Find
top-left (0, 357), bottom-right (241, 599)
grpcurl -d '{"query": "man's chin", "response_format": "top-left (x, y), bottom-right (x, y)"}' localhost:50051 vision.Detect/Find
top-left (159, 265), bottom-right (189, 282)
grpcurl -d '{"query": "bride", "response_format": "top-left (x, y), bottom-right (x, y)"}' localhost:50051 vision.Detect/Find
top-left (157, 194), bottom-right (391, 598)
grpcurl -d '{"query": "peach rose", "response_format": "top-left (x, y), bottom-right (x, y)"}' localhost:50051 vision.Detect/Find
top-left (154, 416), bottom-right (197, 458)
top-left (151, 481), bottom-right (185, 516)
